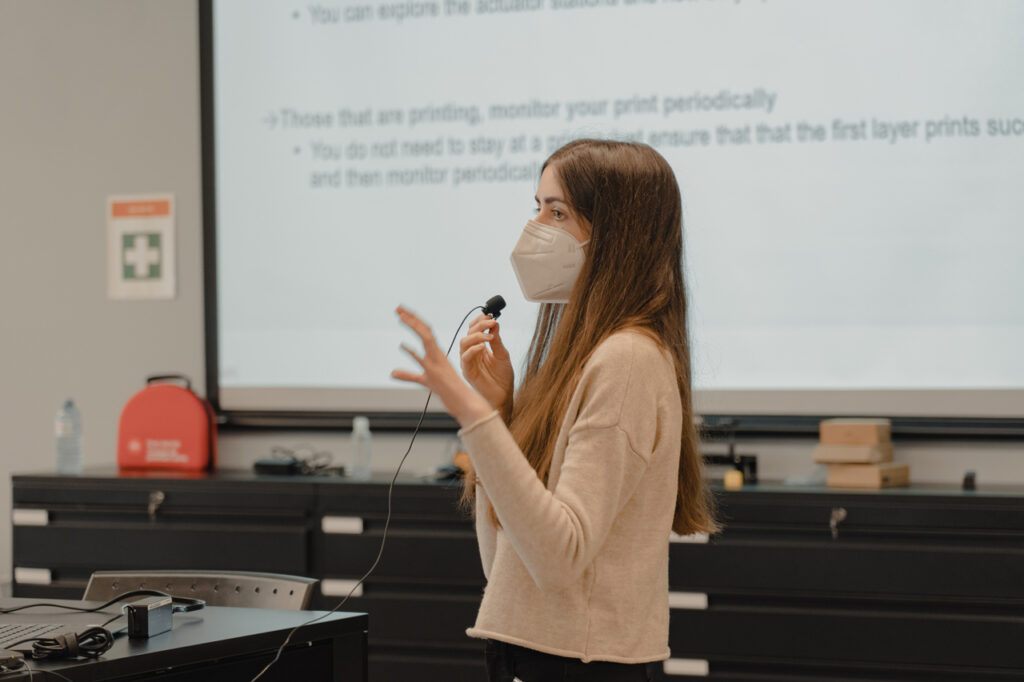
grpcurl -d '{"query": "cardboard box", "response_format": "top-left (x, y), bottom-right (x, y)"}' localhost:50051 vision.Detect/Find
top-left (813, 442), bottom-right (894, 464)
top-left (827, 462), bottom-right (910, 489)
top-left (819, 418), bottom-right (892, 446)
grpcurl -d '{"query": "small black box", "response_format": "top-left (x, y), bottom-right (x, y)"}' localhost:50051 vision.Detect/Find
top-left (125, 596), bottom-right (173, 638)
top-left (253, 457), bottom-right (302, 475)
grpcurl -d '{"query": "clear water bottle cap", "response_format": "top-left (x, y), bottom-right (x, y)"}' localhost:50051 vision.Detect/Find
top-left (352, 416), bottom-right (370, 434)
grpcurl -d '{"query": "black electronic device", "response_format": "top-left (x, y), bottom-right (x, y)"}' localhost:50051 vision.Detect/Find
top-left (125, 596), bottom-right (173, 639)
top-left (253, 456), bottom-right (302, 476)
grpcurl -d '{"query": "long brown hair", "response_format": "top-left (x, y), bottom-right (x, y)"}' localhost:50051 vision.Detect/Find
top-left (464, 139), bottom-right (718, 536)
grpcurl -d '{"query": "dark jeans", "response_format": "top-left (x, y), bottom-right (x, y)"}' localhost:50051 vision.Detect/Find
top-left (485, 639), bottom-right (657, 682)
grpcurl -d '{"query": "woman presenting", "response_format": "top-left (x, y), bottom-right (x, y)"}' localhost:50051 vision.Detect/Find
top-left (393, 139), bottom-right (717, 682)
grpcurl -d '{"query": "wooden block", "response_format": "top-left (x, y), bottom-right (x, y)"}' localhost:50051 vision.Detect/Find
top-left (723, 470), bottom-right (744, 490)
top-left (819, 418), bottom-right (892, 445)
top-left (827, 462), bottom-right (909, 489)
top-left (813, 443), bottom-right (894, 464)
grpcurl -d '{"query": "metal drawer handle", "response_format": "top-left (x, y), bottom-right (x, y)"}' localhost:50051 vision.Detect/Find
top-left (148, 491), bottom-right (166, 521)
top-left (829, 506), bottom-right (847, 540)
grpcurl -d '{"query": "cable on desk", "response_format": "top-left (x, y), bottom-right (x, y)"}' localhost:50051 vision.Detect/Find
top-left (10, 626), bottom-right (114, 661)
top-left (99, 613), bottom-right (125, 630)
top-left (249, 305), bottom-right (485, 682)
top-left (3, 597), bottom-right (143, 670)
top-left (0, 590), bottom-right (199, 616)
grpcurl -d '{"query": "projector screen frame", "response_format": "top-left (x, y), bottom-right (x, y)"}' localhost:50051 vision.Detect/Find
top-left (197, 0), bottom-right (1024, 438)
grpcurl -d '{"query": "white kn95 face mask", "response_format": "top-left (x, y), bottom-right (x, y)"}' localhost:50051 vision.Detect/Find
top-left (509, 220), bottom-right (589, 303)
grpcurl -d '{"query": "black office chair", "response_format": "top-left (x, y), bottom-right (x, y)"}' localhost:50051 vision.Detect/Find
top-left (83, 570), bottom-right (318, 610)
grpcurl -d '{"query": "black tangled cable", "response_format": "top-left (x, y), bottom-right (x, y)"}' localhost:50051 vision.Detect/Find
top-left (10, 626), bottom-right (115, 661)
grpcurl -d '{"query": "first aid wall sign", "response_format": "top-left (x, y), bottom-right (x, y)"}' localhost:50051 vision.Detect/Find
top-left (107, 194), bottom-right (176, 300)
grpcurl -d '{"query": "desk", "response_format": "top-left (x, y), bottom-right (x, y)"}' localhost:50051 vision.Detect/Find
top-left (0, 598), bottom-right (367, 681)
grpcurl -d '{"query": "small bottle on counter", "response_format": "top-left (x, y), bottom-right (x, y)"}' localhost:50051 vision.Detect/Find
top-left (55, 398), bottom-right (83, 474)
top-left (350, 416), bottom-right (372, 481)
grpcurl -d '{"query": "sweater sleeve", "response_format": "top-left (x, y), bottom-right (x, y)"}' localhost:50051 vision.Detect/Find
top-left (458, 333), bottom-right (661, 592)
top-left (474, 483), bottom-right (497, 580)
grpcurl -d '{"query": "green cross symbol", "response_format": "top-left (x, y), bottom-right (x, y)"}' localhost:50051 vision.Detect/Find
top-left (122, 233), bottom-right (162, 280)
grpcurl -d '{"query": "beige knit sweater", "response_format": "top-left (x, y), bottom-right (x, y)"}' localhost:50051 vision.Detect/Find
top-left (457, 329), bottom-right (682, 664)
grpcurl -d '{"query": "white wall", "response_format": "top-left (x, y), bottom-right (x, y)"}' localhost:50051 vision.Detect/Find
top-left (1, 0), bottom-right (1022, 588)
top-left (0, 0), bottom-right (208, 586)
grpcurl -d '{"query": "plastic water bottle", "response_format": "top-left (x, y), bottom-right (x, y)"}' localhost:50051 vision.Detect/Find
top-left (350, 416), bottom-right (372, 481)
top-left (55, 399), bottom-right (83, 474)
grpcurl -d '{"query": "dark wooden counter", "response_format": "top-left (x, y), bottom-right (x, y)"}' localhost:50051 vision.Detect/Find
top-left (12, 470), bottom-right (1024, 681)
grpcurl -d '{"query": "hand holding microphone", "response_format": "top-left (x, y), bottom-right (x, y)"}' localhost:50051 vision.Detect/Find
top-left (460, 301), bottom-right (513, 417)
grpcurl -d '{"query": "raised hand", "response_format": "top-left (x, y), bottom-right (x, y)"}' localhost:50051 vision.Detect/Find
top-left (391, 306), bottom-right (493, 428)
top-left (459, 314), bottom-right (514, 415)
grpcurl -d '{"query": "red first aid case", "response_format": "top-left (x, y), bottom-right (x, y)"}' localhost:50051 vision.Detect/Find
top-left (117, 375), bottom-right (217, 471)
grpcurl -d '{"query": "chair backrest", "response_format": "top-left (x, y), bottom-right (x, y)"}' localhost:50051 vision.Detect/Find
top-left (83, 570), bottom-right (318, 610)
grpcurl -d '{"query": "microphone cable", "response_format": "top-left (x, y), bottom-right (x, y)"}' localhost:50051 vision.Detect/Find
top-left (250, 297), bottom-right (503, 682)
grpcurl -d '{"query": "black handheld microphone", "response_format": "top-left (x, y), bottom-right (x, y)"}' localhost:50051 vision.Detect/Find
top-left (483, 295), bottom-right (506, 319)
